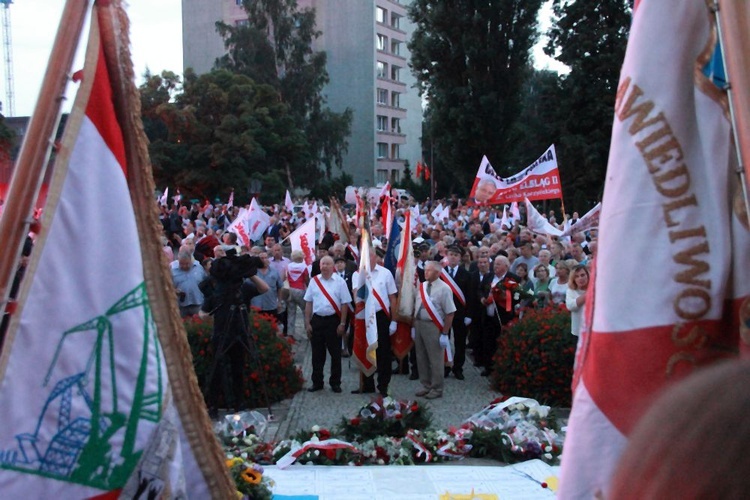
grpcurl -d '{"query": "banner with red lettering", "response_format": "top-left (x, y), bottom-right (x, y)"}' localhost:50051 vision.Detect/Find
top-left (246, 197), bottom-right (271, 242)
top-left (226, 207), bottom-right (252, 246)
top-left (558, 1), bottom-right (750, 497)
top-left (289, 217), bottom-right (316, 266)
top-left (468, 145), bottom-right (562, 205)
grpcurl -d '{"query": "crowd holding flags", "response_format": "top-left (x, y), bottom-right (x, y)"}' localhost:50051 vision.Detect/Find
top-left (0, 1), bottom-right (234, 496)
top-left (558, 1), bottom-right (750, 497)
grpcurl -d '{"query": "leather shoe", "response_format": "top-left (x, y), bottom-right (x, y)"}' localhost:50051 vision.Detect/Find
top-left (307, 386), bottom-right (323, 392)
top-left (415, 387), bottom-right (430, 397)
top-left (351, 388), bottom-right (375, 394)
top-left (331, 386), bottom-right (342, 393)
top-left (409, 373), bottom-right (419, 380)
top-left (453, 372), bottom-right (465, 380)
top-left (444, 368), bottom-right (451, 378)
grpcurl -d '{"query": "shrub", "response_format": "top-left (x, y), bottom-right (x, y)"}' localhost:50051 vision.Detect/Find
top-left (185, 311), bottom-right (304, 409)
top-left (491, 304), bottom-right (577, 407)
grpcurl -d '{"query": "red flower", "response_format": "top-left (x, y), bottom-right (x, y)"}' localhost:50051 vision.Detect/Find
top-left (351, 417), bottom-right (361, 426)
top-left (319, 429), bottom-right (331, 440)
top-left (410, 404), bottom-right (418, 412)
top-left (325, 448), bottom-right (336, 460)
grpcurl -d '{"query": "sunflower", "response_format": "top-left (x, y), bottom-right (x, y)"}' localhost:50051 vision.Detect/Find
top-left (225, 457), bottom-right (243, 468)
top-left (240, 467), bottom-right (262, 485)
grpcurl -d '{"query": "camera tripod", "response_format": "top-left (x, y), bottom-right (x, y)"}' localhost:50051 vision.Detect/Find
top-left (203, 302), bottom-right (274, 420)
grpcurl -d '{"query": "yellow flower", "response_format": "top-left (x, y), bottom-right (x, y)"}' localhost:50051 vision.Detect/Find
top-left (240, 467), bottom-right (262, 485)
top-left (225, 457), bottom-right (243, 468)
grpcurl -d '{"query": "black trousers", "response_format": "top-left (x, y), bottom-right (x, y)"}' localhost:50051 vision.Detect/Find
top-left (480, 314), bottom-right (502, 368)
top-left (310, 313), bottom-right (342, 388)
top-left (452, 317), bottom-right (468, 373)
top-left (362, 311), bottom-right (392, 393)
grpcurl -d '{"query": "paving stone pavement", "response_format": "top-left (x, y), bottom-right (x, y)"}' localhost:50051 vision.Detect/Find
top-left (262, 332), bottom-right (501, 442)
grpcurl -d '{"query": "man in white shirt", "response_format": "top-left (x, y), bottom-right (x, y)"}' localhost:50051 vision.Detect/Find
top-left (304, 256), bottom-right (352, 393)
top-left (351, 248), bottom-right (398, 396)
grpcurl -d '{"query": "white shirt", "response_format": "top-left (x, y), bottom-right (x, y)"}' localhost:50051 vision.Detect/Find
top-left (303, 273), bottom-right (352, 316)
top-left (352, 264), bottom-right (397, 313)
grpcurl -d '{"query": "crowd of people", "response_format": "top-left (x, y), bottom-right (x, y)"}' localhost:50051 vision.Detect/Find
top-left (164, 193), bottom-right (597, 404)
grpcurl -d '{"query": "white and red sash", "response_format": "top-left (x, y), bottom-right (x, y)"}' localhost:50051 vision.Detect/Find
top-left (347, 243), bottom-right (360, 263)
top-left (313, 275), bottom-right (341, 317)
top-left (419, 281), bottom-right (444, 331)
top-left (440, 268), bottom-right (466, 307)
top-left (372, 288), bottom-right (390, 318)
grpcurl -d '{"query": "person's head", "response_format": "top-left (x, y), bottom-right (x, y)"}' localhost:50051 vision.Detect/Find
top-left (571, 243), bottom-right (585, 262)
top-left (474, 178), bottom-right (497, 204)
top-left (569, 264), bottom-right (589, 290)
top-left (610, 360), bottom-right (750, 500)
top-left (533, 263), bottom-right (550, 281)
top-left (538, 249), bottom-right (551, 266)
top-left (478, 246), bottom-right (490, 259)
top-left (446, 245), bottom-right (463, 267)
top-left (319, 255), bottom-right (335, 278)
top-left (264, 235), bottom-right (276, 248)
top-left (177, 249), bottom-right (193, 271)
top-left (520, 228), bottom-right (533, 243)
top-left (316, 247), bottom-right (329, 260)
top-left (272, 244), bottom-right (283, 260)
top-left (213, 246), bottom-right (227, 259)
top-left (334, 257), bottom-right (346, 273)
top-left (519, 241), bottom-right (533, 258)
top-left (515, 262), bottom-right (528, 280)
top-left (331, 242), bottom-right (345, 257)
top-left (259, 252), bottom-right (271, 267)
top-left (424, 260), bottom-right (442, 282)
top-left (493, 255), bottom-right (510, 277)
top-left (477, 256), bottom-right (490, 274)
top-left (223, 232), bottom-right (237, 245)
top-left (290, 249), bottom-right (304, 263)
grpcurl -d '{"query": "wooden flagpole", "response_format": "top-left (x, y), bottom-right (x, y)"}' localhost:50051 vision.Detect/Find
top-left (714, 0), bottom-right (750, 219)
top-left (0, 0), bottom-right (89, 314)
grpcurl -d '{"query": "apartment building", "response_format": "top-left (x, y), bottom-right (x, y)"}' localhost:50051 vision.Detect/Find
top-left (182, 0), bottom-right (423, 187)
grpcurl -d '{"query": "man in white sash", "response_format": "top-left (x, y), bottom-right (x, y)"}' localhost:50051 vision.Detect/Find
top-left (412, 261), bottom-right (456, 399)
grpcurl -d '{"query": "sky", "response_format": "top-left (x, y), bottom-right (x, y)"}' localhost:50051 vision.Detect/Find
top-left (5, 1), bottom-right (563, 118)
top-left (5, 0), bottom-right (183, 117)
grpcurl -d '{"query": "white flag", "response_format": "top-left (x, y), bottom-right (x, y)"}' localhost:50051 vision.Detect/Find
top-left (499, 206), bottom-right (511, 230)
top-left (0, 4), bottom-right (233, 496)
top-left (226, 207), bottom-right (252, 247)
top-left (289, 217), bottom-right (317, 266)
top-left (524, 198), bottom-right (563, 237)
top-left (284, 190), bottom-right (294, 212)
top-left (510, 201), bottom-right (520, 221)
top-left (226, 189), bottom-right (234, 208)
top-left (559, 203), bottom-right (602, 238)
top-left (431, 203), bottom-right (444, 220)
top-left (158, 186), bottom-right (168, 206)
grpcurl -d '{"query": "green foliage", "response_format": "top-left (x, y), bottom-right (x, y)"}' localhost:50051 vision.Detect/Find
top-left (408, 0), bottom-right (544, 195)
top-left (491, 305), bottom-right (577, 407)
top-left (215, 0), bottom-right (352, 189)
top-left (307, 171), bottom-right (353, 200)
top-left (541, 0), bottom-right (631, 212)
top-left (184, 311), bottom-right (304, 409)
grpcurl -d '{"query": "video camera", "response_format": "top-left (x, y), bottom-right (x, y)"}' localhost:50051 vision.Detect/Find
top-left (200, 254), bottom-right (266, 310)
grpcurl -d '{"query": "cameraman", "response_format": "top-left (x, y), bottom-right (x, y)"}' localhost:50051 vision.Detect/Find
top-left (200, 254), bottom-right (269, 414)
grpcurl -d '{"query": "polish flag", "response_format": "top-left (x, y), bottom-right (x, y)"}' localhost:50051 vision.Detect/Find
top-left (558, 1), bottom-right (750, 497)
top-left (0, 3), bottom-right (234, 497)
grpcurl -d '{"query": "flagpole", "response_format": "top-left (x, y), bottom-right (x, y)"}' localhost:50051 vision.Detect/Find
top-left (714, 0), bottom-right (750, 218)
top-left (0, 0), bottom-right (90, 313)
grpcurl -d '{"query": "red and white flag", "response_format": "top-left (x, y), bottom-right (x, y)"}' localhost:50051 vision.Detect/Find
top-left (559, 1), bottom-right (750, 497)
top-left (289, 217), bottom-right (316, 266)
top-left (0, 3), bottom-right (233, 497)
top-left (352, 232), bottom-right (379, 375)
top-left (559, 202), bottom-right (601, 238)
top-left (226, 189), bottom-right (234, 208)
top-left (246, 197), bottom-right (271, 242)
top-left (468, 146), bottom-right (562, 205)
top-left (393, 216), bottom-right (416, 360)
top-left (284, 189), bottom-right (294, 212)
top-left (381, 193), bottom-right (392, 237)
top-left (226, 207), bottom-right (252, 246)
top-left (378, 181), bottom-right (391, 199)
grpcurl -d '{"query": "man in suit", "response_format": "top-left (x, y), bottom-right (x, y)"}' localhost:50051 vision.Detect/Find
top-left (440, 245), bottom-right (472, 380)
top-left (468, 254), bottom-right (491, 355)
top-left (478, 255), bottom-right (520, 376)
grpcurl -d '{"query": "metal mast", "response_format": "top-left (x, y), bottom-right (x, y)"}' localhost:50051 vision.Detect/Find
top-left (1, 0), bottom-right (13, 116)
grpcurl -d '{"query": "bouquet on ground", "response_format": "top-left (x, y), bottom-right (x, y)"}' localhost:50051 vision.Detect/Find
top-left (338, 395), bottom-right (432, 441)
top-left (225, 457), bottom-right (274, 500)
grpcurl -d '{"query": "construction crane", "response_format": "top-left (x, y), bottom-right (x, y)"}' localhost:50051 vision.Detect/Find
top-left (0, 0), bottom-right (12, 116)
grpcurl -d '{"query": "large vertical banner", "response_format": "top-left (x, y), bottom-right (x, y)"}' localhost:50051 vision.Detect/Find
top-left (0, 4), bottom-right (233, 497)
top-left (558, 1), bottom-right (750, 497)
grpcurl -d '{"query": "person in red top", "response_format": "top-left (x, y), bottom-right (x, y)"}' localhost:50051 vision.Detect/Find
top-left (286, 250), bottom-right (310, 340)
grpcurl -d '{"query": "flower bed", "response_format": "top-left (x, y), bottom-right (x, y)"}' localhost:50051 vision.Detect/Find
top-left (185, 311), bottom-right (304, 409)
top-left (491, 305), bottom-right (577, 407)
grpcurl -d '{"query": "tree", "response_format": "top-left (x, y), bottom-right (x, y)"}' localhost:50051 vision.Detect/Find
top-left (544, 0), bottom-right (631, 211)
top-left (408, 0), bottom-right (545, 196)
top-left (141, 69), bottom-right (306, 203)
top-left (215, 0), bottom-right (352, 190)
